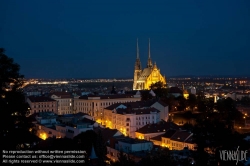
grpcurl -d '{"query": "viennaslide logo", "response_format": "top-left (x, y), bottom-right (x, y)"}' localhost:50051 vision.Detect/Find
top-left (219, 146), bottom-right (248, 165)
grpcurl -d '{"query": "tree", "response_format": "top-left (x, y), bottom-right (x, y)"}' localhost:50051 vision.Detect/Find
top-left (0, 48), bottom-right (29, 140)
top-left (240, 96), bottom-right (250, 106)
top-left (111, 150), bottom-right (136, 166)
top-left (139, 148), bottom-right (177, 166)
top-left (0, 48), bottom-right (24, 93)
top-left (150, 81), bottom-right (166, 90)
top-left (187, 94), bottom-right (197, 111)
top-left (176, 95), bottom-right (187, 111)
top-left (141, 90), bottom-right (153, 101)
top-left (161, 94), bottom-right (176, 111)
top-left (95, 129), bottom-right (107, 166)
top-left (150, 81), bottom-right (168, 98)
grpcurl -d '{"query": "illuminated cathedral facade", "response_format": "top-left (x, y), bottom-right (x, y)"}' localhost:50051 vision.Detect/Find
top-left (133, 38), bottom-right (167, 90)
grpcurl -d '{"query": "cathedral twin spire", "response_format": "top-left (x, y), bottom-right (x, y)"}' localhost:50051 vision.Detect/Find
top-left (136, 38), bottom-right (153, 69)
top-left (147, 38), bottom-right (153, 68)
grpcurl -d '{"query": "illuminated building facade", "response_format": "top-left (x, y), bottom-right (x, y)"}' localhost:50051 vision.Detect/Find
top-left (107, 136), bottom-right (153, 162)
top-left (27, 96), bottom-right (58, 115)
top-left (50, 92), bottom-right (73, 115)
top-left (133, 38), bottom-right (166, 90)
top-left (103, 105), bottom-right (160, 138)
top-left (150, 130), bottom-right (197, 150)
top-left (135, 120), bottom-right (179, 141)
top-left (74, 94), bottom-right (141, 121)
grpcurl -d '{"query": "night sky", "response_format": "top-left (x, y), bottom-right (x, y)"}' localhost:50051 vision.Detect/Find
top-left (1, 0), bottom-right (250, 79)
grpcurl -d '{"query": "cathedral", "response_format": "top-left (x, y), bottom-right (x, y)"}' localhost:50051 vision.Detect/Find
top-left (133, 38), bottom-right (167, 90)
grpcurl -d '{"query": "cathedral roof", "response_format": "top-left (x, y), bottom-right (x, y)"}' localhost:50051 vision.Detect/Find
top-left (137, 68), bottom-right (152, 81)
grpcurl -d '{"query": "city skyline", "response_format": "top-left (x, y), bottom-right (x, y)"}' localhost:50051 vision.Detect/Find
top-left (1, 0), bottom-right (250, 79)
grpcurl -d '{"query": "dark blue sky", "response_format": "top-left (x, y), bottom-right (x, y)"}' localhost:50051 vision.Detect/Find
top-left (1, 0), bottom-right (250, 78)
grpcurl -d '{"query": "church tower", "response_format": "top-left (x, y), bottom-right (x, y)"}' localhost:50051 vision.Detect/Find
top-left (147, 38), bottom-right (153, 68)
top-left (133, 38), bottom-right (142, 90)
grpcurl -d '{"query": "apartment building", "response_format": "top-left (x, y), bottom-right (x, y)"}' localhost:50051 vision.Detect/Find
top-left (73, 93), bottom-right (141, 120)
top-left (107, 136), bottom-right (153, 163)
top-left (150, 129), bottom-right (197, 150)
top-left (27, 96), bottom-right (58, 114)
top-left (50, 92), bottom-right (73, 115)
top-left (103, 104), bottom-right (161, 138)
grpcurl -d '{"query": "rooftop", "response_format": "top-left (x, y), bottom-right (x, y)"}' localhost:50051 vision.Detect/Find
top-left (170, 130), bottom-right (192, 142)
top-left (28, 96), bottom-right (56, 102)
top-left (50, 92), bottom-right (72, 98)
top-left (79, 94), bottom-right (137, 99)
top-left (136, 120), bottom-right (180, 134)
top-left (105, 99), bottom-right (168, 110)
top-left (115, 136), bottom-right (152, 144)
top-left (115, 107), bottom-right (160, 115)
top-left (93, 127), bottom-right (122, 143)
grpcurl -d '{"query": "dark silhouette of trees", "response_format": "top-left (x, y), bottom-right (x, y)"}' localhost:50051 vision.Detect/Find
top-left (150, 81), bottom-right (166, 90)
top-left (74, 130), bottom-right (107, 166)
top-left (110, 150), bottom-right (136, 166)
top-left (139, 148), bottom-right (177, 166)
top-left (141, 90), bottom-right (153, 101)
top-left (176, 95), bottom-right (187, 111)
top-left (1, 48), bottom-right (33, 149)
top-left (161, 94), bottom-right (176, 111)
top-left (239, 96), bottom-right (250, 106)
top-left (150, 81), bottom-right (168, 98)
top-left (0, 48), bottom-right (24, 93)
top-left (187, 94), bottom-right (197, 111)
top-left (95, 129), bottom-right (107, 166)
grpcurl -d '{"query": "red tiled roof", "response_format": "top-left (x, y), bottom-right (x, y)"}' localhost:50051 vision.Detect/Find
top-left (136, 120), bottom-right (180, 134)
top-left (161, 129), bottom-right (178, 138)
top-left (150, 134), bottom-right (164, 141)
top-left (184, 135), bottom-right (194, 144)
top-left (93, 127), bottom-right (121, 143)
top-left (79, 94), bottom-right (136, 99)
top-left (28, 96), bottom-right (56, 102)
top-left (115, 107), bottom-right (160, 115)
top-left (105, 99), bottom-right (168, 110)
top-left (51, 92), bottom-right (72, 98)
top-left (170, 130), bottom-right (192, 142)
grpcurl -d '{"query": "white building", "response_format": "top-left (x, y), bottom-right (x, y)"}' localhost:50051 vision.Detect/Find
top-left (27, 96), bottom-right (58, 115)
top-left (50, 92), bottom-right (73, 115)
top-left (64, 118), bottom-right (98, 139)
top-left (34, 112), bottom-right (99, 140)
top-left (73, 94), bottom-right (141, 120)
top-left (150, 129), bottom-right (197, 151)
top-left (34, 112), bottom-right (65, 140)
top-left (107, 136), bottom-right (153, 162)
top-left (104, 104), bottom-right (160, 138)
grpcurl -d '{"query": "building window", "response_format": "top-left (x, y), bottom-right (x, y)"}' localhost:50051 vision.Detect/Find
top-left (126, 123), bottom-right (129, 126)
